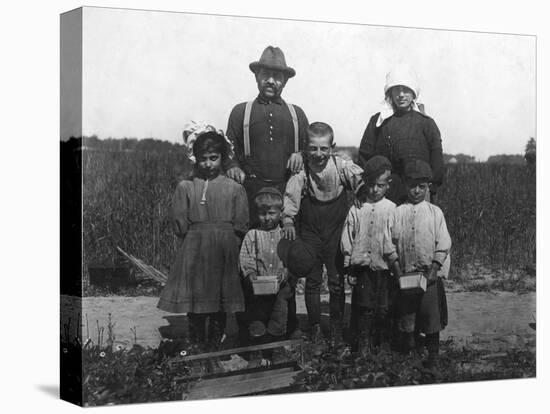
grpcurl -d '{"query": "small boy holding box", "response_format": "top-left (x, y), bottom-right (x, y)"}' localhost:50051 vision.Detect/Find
top-left (390, 159), bottom-right (451, 367)
top-left (239, 187), bottom-right (296, 342)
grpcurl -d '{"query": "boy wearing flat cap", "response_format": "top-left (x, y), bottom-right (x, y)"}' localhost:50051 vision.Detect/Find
top-left (388, 159), bottom-right (451, 367)
top-left (341, 155), bottom-right (397, 355)
top-left (358, 66), bottom-right (444, 204)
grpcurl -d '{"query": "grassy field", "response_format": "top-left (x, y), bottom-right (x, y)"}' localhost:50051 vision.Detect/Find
top-left (81, 148), bottom-right (536, 290)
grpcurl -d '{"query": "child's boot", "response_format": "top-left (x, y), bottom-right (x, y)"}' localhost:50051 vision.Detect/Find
top-left (207, 312), bottom-right (226, 350)
top-left (424, 332), bottom-right (440, 369)
top-left (358, 310), bottom-right (374, 357)
top-left (399, 331), bottom-right (415, 354)
top-left (188, 313), bottom-right (206, 345)
top-left (310, 323), bottom-right (326, 355)
top-left (329, 318), bottom-right (344, 348)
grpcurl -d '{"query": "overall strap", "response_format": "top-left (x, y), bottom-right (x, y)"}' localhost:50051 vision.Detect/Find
top-left (303, 160), bottom-right (313, 197)
top-left (332, 155), bottom-right (347, 187)
top-left (283, 100), bottom-right (299, 153)
top-left (243, 100), bottom-right (254, 157)
top-left (254, 229), bottom-right (259, 275)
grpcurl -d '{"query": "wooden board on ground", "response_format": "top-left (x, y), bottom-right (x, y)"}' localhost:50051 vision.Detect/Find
top-left (184, 365), bottom-right (300, 400)
top-left (176, 339), bottom-right (304, 400)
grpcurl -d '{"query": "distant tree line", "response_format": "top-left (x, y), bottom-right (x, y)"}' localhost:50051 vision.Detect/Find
top-left (444, 153), bottom-right (476, 164)
top-left (75, 136), bottom-right (185, 153)
top-left (525, 137), bottom-right (536, 165)
top-left (64, 136), bottom-right (536, 166)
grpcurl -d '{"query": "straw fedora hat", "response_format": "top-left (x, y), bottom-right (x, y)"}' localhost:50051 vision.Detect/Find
top-left (249, 46), bottom-right (296, 78)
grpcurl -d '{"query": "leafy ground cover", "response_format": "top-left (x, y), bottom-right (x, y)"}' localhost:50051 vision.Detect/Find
top-left (64, 336), bottom-right (534, 406)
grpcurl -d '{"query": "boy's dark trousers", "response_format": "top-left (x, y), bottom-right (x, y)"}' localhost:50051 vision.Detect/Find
top-left (348, 268), bottom-right (391, 350)
top-left (237, 278), bottom-right (297, 344)
top-left (396, 278), bottom-right (447, 354)
top-left (299, 191), bottom-right (349, 327)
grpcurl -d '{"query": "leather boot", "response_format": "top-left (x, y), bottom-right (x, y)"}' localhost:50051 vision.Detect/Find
top-left (358, 310), bottom-right (374, 357)
top-left (329, 318), bottom-right (344, 348)
top-left (311, 323), bottom-right (323, 343)
top-left (424, 332), bottom-right (440, 368)
top-left (188, 313), bottom-right (206, 345)
top-left (207, 312), bottom-right (226, 350)
top-left (305, 293), bottom-right (321, 328)
top-left (310, 323), bottom-right (326, 355)
top-left (401, 332), bottom-right (416, 354)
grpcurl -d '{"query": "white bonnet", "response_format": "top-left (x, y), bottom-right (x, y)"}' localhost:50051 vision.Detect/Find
top-left (384, 65), bottom-right (420, 99)
top-left (182, 121), bottom-right (234, 162)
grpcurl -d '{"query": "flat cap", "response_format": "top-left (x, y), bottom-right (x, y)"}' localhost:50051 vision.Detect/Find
top-left (403, 159), bottom-right (432, 181)
top-left (277, 238), bottom-right (318, 277)
top-left (363, 155), bottom-right (392, 183)
top-left (254, 187), bottom-right (283, 200)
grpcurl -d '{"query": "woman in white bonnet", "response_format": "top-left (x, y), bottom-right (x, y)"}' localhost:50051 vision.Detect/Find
top-left (358, 65), bottom-right (444, 204)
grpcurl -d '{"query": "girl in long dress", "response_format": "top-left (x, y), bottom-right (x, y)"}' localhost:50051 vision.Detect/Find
top-left (158, 130), bottom-right (248, 348)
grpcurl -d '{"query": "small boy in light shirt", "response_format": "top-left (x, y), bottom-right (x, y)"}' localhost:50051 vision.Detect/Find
top-left (341, 155), bottom-right (396, 355)
top-left (239, 187), bottom-right (294, 342)
top-left (389, 159), bottom-right (451, 367)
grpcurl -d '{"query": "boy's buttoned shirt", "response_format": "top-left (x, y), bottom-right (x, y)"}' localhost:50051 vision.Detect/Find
top-left (341, 197), bottom-right (396, 270)
top-left (390, 201), bottom-right (451, 276)
top-left (239, 228), bottom-right (286, 278)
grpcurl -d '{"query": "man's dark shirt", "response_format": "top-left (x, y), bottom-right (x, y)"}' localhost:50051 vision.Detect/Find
top-left (226, 95), bottom-right (309, 183)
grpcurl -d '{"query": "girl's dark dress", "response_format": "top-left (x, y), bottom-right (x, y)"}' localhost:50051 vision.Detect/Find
top-left (158, 175), bottom-right (248, 314)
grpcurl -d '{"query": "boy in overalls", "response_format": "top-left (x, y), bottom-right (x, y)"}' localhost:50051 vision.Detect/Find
top-left (282, 122), bottom-right (363, 347)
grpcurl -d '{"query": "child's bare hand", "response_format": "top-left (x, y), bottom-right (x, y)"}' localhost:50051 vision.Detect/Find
top-left (426, 262), bottom-right (441, 285)
top-left (249, 274), bottom-right (258, 281)
top-left (353, 196), bottom-right (363, 209)
top-left (282, 223), bottom-right (296, 240)
top-left (391, 260), bottom-right (403, 279)
top-left (426, 268), bottom-right (438, 285)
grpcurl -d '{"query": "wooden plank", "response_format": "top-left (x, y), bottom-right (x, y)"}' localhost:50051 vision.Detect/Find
top-left (186, 370), bottom-right (300, 400)
top-left (189, 366), bottom-right (296, 387)
top-left (175, 361), bottom-right (299, 383)
top-left (174, 339), bottom-right (303, 363)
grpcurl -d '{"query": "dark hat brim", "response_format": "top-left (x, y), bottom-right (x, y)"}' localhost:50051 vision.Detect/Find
top-left (404, 176), bottom-right (432, 186)
top-left (277, 238), bottom-right (317, 277)
top-left (249, 62), bottom-right (296, 78)
top-left (277, 238), bottom-right (292, 265)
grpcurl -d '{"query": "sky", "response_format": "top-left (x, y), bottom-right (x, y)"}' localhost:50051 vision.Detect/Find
top-left (61, 7), bottom-right (536, 161)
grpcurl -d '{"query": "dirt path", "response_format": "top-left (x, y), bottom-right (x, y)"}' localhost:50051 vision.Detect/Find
top-left (62, 291), bottom-right (535, 353)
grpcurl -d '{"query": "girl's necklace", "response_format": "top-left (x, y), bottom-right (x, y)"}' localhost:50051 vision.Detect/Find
top-left (200, 179), bottom-right (209, 205)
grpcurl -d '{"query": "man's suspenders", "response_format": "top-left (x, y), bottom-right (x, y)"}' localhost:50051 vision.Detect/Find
top-left (243, 100), bottom-right (299, 157)
top-left (286, 102), bottom-right (299, 153)
top-left (243, 100), bottom-right (253, 158)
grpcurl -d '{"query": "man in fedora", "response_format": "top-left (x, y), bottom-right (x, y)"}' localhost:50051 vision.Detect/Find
top-left (226, 46), bottom-right (309, 226)
top-left (227, 46), bottom-right (309, 342)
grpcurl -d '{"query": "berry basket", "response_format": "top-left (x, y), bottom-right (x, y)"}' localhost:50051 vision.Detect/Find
top-left (399, 272), bottom-right (427, 293)
top-left (252, 276), bottom-right (279, 295)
